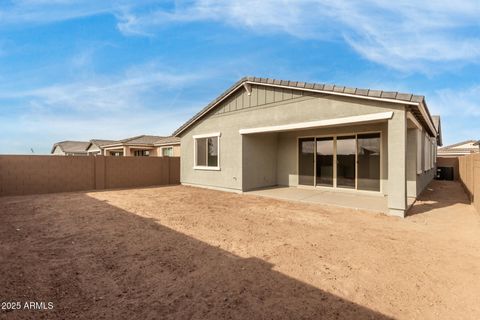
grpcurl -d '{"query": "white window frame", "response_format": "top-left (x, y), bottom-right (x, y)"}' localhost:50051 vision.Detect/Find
top-left (416, 128), bottom-right (423, 174)
top-left (161, 146), bottom-right (174, 157)
top-left (423, 134), bottom-right (434, 171)
top-left (193, 132), bottom-right (221, 171)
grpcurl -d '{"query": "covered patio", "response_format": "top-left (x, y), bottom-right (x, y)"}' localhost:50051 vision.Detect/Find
top-left (246, 186), bottom-right (416, 213)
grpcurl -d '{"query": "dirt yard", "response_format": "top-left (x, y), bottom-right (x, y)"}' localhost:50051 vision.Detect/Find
top-left (1, 180), bottom-right (479, 319)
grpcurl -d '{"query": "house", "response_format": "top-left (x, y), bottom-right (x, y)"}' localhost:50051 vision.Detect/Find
top-left (438, 140), bottom-right (480, 157)
top-left (51, 141), bottom-right (90, 156)
top-left (173, 77), bottom-right (441, 218)
top-left (154, 136), bottom-right (181, 157)
top-left (86, 139), bottom-right (118, 155)
top-left (102, 135), bottom-right (180, 157)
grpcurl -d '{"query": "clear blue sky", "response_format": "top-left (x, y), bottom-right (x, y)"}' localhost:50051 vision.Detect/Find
top-left (0, 0), bottom-right (479, 154)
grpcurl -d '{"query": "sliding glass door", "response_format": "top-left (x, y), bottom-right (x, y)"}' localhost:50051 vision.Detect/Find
top-left (336, 136), bottom-right (356, 189)
top-left (316, 137), bottom-right (334, 187)
top-left (298, 133), bottom-right (381, 191)
top-left (298, 138), bottom-right (315, 186)
top-left (357, 133), bottom-right (381, 191)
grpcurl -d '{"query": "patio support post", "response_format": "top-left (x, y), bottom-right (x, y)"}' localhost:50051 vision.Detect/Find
top-left (387, 109), bottom-right (407, 217)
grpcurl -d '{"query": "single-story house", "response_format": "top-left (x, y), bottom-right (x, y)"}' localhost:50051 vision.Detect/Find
top-left (437, 140), bottom-right (480, 157)
top-left (86, 139), bottom-right (118, 155)
top-left (173, 77), bottom-right (442, 217)
top-left (51, 141), bottom-right (90, 156)
top-left (102, 135), bottom-right (180, 157)
top-left (154, 136), bottom-right (181, 157)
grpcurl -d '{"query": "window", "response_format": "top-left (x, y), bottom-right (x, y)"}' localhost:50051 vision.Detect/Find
top-left (423, 134), bottom-right (427, 171)
top-left (416, 129), bottom-right (423, 174)
top-left (110, 151), bottom-right (123, 156)
top-left (133, 150), bottom-right (149, 157)
top-left (431, 139), bottom-right (435, 168)
top-left (161, 147), bottom-right (173, 157)
top-left (423, 134), bottom-right (434, 171)
top-left (194, 133), bottom-right (220, 170)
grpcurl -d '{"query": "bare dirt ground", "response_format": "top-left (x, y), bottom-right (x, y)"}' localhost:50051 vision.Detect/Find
top-left (1, 180), bottom-right (479, 319)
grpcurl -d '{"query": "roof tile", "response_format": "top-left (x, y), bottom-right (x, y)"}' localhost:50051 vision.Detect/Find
top-left (355, 88), bottom-right (369, 96)
top-left (380, 91), bottom-right (397, 99)
top-left (304, 82), bottom-right (315, 89)
top-left (368, 90), bottom-right (382, 97)
top-left (344, 87), bottom-right (356, 94)
top-left (396, 93), bottom-right (413, 101)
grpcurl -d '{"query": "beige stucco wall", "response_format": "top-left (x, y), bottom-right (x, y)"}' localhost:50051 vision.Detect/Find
top-left (180, 84), bottom-right (406, 195)
top-left (242, 133), bottom-right (278, 190)
top-left (178, 83), bottom-right (438, 216)
top-left (52, 146), bottom-right (65, 155)
top-left (86, 145), bottom-right (101, 155)
top-left (156, 144), bottom-right (181, 157)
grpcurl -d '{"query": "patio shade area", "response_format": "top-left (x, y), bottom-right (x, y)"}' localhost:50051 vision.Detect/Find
top-left (246, 186), bottom-right (416, 213)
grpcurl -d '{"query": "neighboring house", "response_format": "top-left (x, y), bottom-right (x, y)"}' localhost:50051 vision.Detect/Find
top-left (86, 139), bottom-right (118, 155)
top-left (437, 140), bottom-right (480, 157)
top-left (173, 77), bottom-right (441, 218)
top-left (51, 141), bottom-right (90, 156)
top-left (154, 136), bottom-right (181, 157)
top-left (102, 135), bottom-right (180, 157)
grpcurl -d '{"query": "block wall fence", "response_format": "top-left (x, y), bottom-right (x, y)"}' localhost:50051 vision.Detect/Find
top-left (0, 155), bottom-right (180, 197)
top-left (458, 153), bottom-right (480, 213)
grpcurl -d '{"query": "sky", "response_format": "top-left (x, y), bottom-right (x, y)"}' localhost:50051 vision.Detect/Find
top-left (0, 0), bottom-right (479, 154)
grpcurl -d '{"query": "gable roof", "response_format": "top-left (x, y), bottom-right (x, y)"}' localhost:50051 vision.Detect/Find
top-left (120, 135), bottom-right (165, 144)
top-left (173, 76), bottom-right (437, 137)
top-left (439, 140), bottom-right (478, 150)
top-left (102, 135), bottom-right (167, 148)
top-left (51, 141), bottom-right (90, 154)
top-left (88, 139), bottom-right (118, 148)
top-left (432, 115), bottom-right (442, 146)
top-left (438, 140), bottom-right (479, 155)
top-left (154, 136), bottom-right (180, 146)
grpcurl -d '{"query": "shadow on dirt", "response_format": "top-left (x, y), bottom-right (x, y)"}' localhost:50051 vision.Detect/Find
top-left (0, 191), bottom-right (393, 319)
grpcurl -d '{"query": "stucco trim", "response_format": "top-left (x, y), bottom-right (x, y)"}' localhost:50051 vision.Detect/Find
top-left (192, 132), bottom-right (221, 139)
top-left (239, 112), bottom-right (393, 135)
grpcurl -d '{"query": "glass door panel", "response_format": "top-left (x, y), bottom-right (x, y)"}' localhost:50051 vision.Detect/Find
top-left (336, 136), bottom-right (356, 189)
top-left (316, 137), bottom-right (334, 187)
top-left (357, 133), bottom-right (381, 191)
top-left (298, 138), bottom-right (315, 186)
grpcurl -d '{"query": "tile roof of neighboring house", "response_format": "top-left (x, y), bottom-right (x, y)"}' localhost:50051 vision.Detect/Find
top-left (119, 135), bottom-right (166, 144)
top-left (438, 140), bottom-right (480, 155)
top-left (173, 76), bottom-right (437, 137)
top-left (474, 140), bottom-right (480, 146)
top-left (51, 141), bottom-right (90, 154)
top-left (102, 135), bottom-right (168, 148)
top-left (154, 136), bottom-right (181, 146)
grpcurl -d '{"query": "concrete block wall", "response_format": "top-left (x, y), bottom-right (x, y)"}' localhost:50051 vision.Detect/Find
top-left (458, 153), bottom-right (480, 213)
top-left (0, 155), bottom-right (180, 197)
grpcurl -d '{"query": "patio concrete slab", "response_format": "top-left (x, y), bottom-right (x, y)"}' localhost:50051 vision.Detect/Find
top-left (246, 186), bottom-right (414, 213)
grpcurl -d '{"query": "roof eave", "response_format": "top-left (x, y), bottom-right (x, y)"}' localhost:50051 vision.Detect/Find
top-left (173, 78), bottom-right (437, 137)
